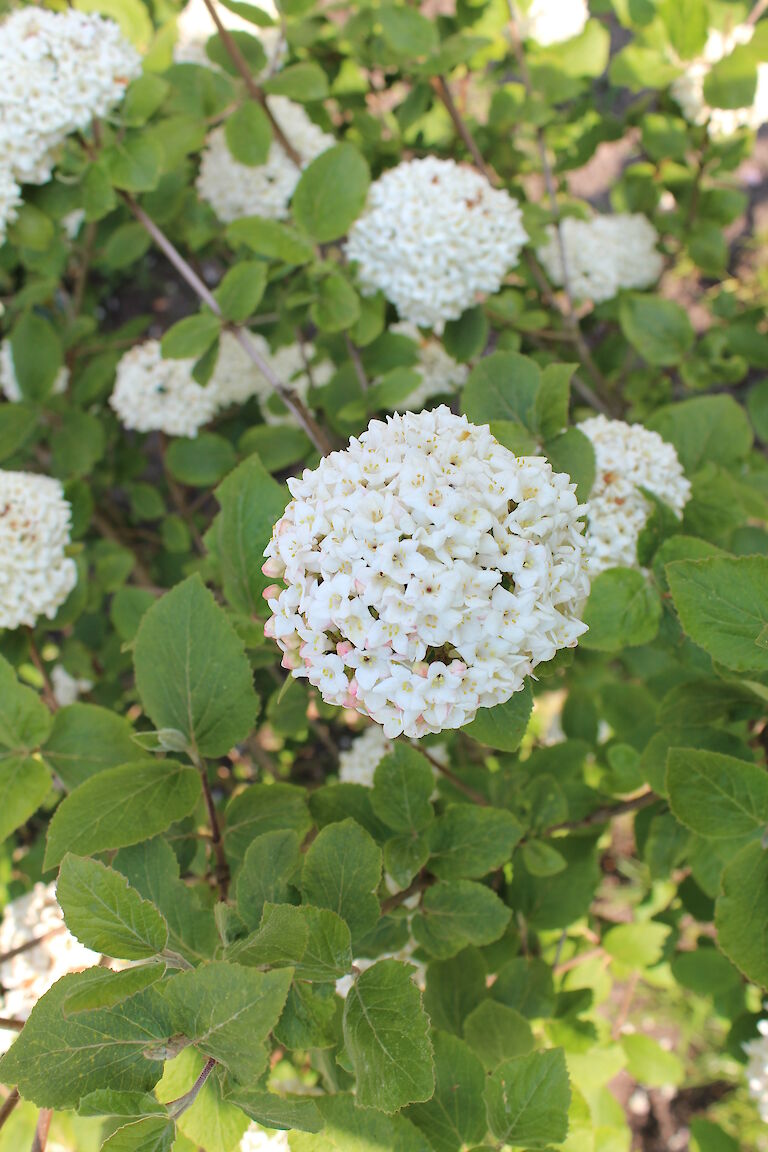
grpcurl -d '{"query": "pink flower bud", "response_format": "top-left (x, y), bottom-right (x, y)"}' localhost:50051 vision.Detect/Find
top-left (263, 617), bottom-right (276, 638)
top-left (262, 584), bottom-right (280, 600)
top-left (262, 557), bottom-right (283, 577)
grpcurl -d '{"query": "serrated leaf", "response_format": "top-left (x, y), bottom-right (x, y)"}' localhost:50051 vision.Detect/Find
top-left (343, 959), bottom-right (434, 1113)
top-left (463, 681), bottom-right (533, 752)
top-left (227, 902), bottom-right (308, 967)
top-left (484, 1048), bottom-right (571, 1148)
top-left (42, 704), bottom-right (140, 790)
top-left (602, 922), bottom-right (671, 969)
top-left (371, 744), bottom-right (435, 833)
top-left (237, 829), bottom-right (302, 929)
top-left (63, 965), bottom-right (164, 1015)
top-left (667, 556), bottom-right (768, 673)
top-left (57, 854), bottom-right (168, 960)
top-left (101, 1116), bottom-right (175, 1152)
top-left (301, 818), bottom-right (381, 946)
top-left (667, 748), bottom-right (768, 839)
top-left (412, 880), bottom-right (511, 959)
top-left (134, 574), bottom-right (259, 758)
top-left (619, 295), bottom-right (694, 366)
top-left (45, 760), bottom-right (201, 869)
top-left (647, 395), bottom-right (752, 473)
top-left (225, 782), bottom-right (312, 865)
top-left (290, 1093), bottom-right (432, 1151)
top-left (406, 1031), bottom-right (486, 1150)
top-left (463, 1000), bottom-right (534, 1070)
top-left (223, 1085), bottom-right (323, 1132)
top-left (292, 905), bottom-right (352, 982)
top-left (716, 840), bottom-right (768, 987)
top-left (427, 806), bottom-right (523, 880)
top-left (462, 352), bottom-right (541, 428)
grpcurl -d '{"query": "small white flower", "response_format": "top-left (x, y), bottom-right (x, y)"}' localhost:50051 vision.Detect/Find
top-left (517, 0), bottom-right (589, 46)
top-left (347, 157), bottom-right (528, 329)
top-left (51, 665), bottom-right (93, 708)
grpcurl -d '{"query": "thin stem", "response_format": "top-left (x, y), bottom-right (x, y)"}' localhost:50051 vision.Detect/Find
top-left (190, 750), bottom-right (230, 901)
top-left (416, 743), bottom-right (489, 806)
top-left (554, 946), bottom-right (606, 977)
top-left (71, 222), bottom-right (97, 316)
top-left (431, 75), bottom-right (499, 184)
top-left (0, 1089), bottom-right (20, 1134)
top-left (168, 1057), bottom-right (216, 1119)
top-left (0, 926), bottom-right (66, 966)
top-left (26, 632), bottom-right (58, 713)
top-left (31, 1108), bottom-right (52, 1152)
top-left (748, 0), bottom-right (768, 24)
top-left (612, 970), bottom-right (640, 1040)
top-left (0, 1017), bottom-right (25, 1032)
top-left (122, 195), bottom-right (333, 455)
top-left (381, 876), bottom-right (428, 915)
top-left (200, 0), bottom-right (302, 165)
top-left (547, 790), bottom-right (656, 834)
top-left (344, 334), bottom-right (370, 393)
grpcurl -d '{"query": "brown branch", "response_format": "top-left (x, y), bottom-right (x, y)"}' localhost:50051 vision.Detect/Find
top-left (431, 75), bottom-right (499, 185)
top-left (0, 1017), bottom-right (25, 1033)
top-left (0, 1089), bottom-right (20, 1134)
top-left (416, 743), bottom-right (489, 806)
top-left (31, 1108), bottom-right (52, 1152)
top-left (190, 752), bottom-right (230, 901)
top-left (547, 790), bottom-right (657, 834)
top-left (554, 946), bottom-right (606, 977)
top-left (748, 0), bottom-right (768, 24)
top-left (122, 195), bottom-right (333, 455)
top-left (344, 334), bottom-right (370, 393)
top-left (71, 221), bottom-right (97, 317)
top-left (26, 632), bottom-right (58, 713)
top-left (381, 876), bottom-right (430, 915)
top-left (200, 0), bottom-right (302, 166)
top-left (168, 1057), bottom-right (217, 1118)
top-left (0, 926), bottom-right (66, 966)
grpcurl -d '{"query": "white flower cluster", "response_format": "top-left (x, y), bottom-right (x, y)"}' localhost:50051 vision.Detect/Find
top-left (0, 7), bottom-right (140, 243)
top-left (671, 23), bottom-right (768, 138)
top-left (197, 98), bottom-right (335, 223)
top-left (517, 0), bottom-right (590, 46)
top-left (0, 884), bottom-right (99, 1053)
top-left (0, 340), bottom-right (69, 403)
top-left (175, 0), bottom-right (284, 76)
top-left (0, 470), bottom-right (78, 631)
top-left (213, 332), bottom-right (332, 421)
top-left (51, 665), bottom-right (93, 708)
top-left (578, 415), bottom-right (690, 575)
top-left (745, 1021), bottom-right (768, 1123)
top-left (263, 407), bottom-right (589, 739)
top-left (537, 214), bottom-right (663, 303)
top-left (240, 1125), bottom-right (290, 1152)
top-left (346, 158), bottom-right (528, 329)
top-left (110, 341), bottom-right (220, 438)
top-left (389, 323), bottom-right (469, 410)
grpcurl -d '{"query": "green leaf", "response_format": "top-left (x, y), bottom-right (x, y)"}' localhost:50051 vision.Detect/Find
top-left (379, 5), bottom-right (439, 57)
top-left (237, 829), bottom-right (302, 929)
top-left (134, 574), bottom-right (258, 758)
top-left (226, 216), bottom-right (314, 264)
top-left (716, 840), bottom-right (768, 987)
top-left (602, 922), bottom-right (671, 969)
top-left (0, 403), bottom-right (37, 462)
top-left (491, 957), bottom-right (555, 1019)
top-left (206, 29), bottom-right (267, 75)
top-left (161, 961), bottom-right (292, 1079)
top-left (213, 261), bottom-right (268, 324)
top-left (427, 806), bottom-right (524, 880)
top-left (63, 965), bottom-right (164, 1015)
top-left (44, 760), bottom-right (201, 869)
top-left (311, 270), bottom-right (361, 332)
top-left (484, 1048), bottom-right (571, 1148)
top-left (57, 854), bottom-right (168, 960)
top-left (343, 959), bottom-right (435, 1112)
top-left (225, 782), bottom-right (312, 865)
top-left (227, 902), bottom-right (308, 968)
top-left (8, 204), bottom-right (55, 252)
top-left (274, 978), bottom-right (338, 1049)
top-left (9, 313), bottom-right (63, 402)
top-left (463, 1000), bottom-right (534, 1070)
top-left (222, 1086), bottom-right (323, 1133)
top-left (101, 1117), bottom-right (175, 1152)
top-left (622, 1033), bottom-right (683, 1087)
top-left (301, 818), bottom-right (381, 945)
top-left (647, 395), bottom-right (752, 472)
top-left (224, 101), bottom-right (272, 167)
top-left (619, 295), bottom-right (694, 366)
top-left (212, 454), bottom-right (289, 616)
top-left (263, 62), bottom-right (329, 101)
top-left (0, 970), bottom-right (169, 1108)
top-left (292, 906), bottom-right (352, 982)
top-left (667, 748), bottom-right (768, 839)
top-left (544, 17), bottom-right (609, 77)
top-left (406, 1032), bottom-right (486, 1150)
top-left (535, 363), bottom-right (574, 440)
top-left (384, 831), bottom-right (430, 890)
top-left (166, 433), bottom-right (237, 487)
top-left (521, 839), bottom-right (567, 877)
top-left (290, 1094), bottom-right (432, 1152)
top-left (161, 313), bottom-right (221, 361)
top-left (423, 947), bottom-right (487, 1035)
top-left (121, 74), bottom-right (170, 126)
top-left (0, 756), bottom-right (51, 844)
top-left (293, 144), bottom-right (370, 242)
top-left (659, 0), bottom-right (708, 59)
top-left (413, 880), bottom-right (512, 959)
top-left (581, 568), bottom-right (662, 651)
top-left (42, 704), bottom-right (139, 790)
top-left (544, 427), bottom-right (596, 501)
top-left (667, 556), bottom-right (768, 672)
top-left (78, 1088), bottom-right (167, 1118)
top-left (442, 307), bottom-right (489, 362)
top-left (747, 379), bottom-right (768, 442)
top-left (108, 133), bottom-right (163, 192)
top-left (462, 352), bottom-right (541, 428)
top-left (370, 744), bottom-right (435, 833)
top-left (463, 681), bottom-right (533, 752)
top-left (703, 45), bottom-right (757, 110)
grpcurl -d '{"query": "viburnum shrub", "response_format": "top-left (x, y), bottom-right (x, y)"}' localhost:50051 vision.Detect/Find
top-left (2, 0), bottom-right (768, 1150)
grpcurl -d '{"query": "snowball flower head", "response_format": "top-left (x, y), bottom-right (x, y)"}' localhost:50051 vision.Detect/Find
top-left (390, 323), bottom-right (469, 410)
top-left (110, 341), bottom-right (219, 438)
top-left (745, 1020), bottom-right (768, 1123)
top-left (263, 407), bottom-right (589, 739)
top-left (517, 0), bottom-right (589, 46)
top-left (240, 1126), bottom-right (291, 1152)
top-left (0, 340), bottom-right (69, 403)
top-left (671, 23), bottom-right (768, 138)
top-left (346, 158), bottom-right (528, 329)
top-left (578, 416), bottom-right (691, 575)
top-left (174, 0), bottom-right (284, 75)
top-left (0, 883), bottom-right (99, 1053)
top-left (197, 98), bottom-right (334, 222)
top-left (0, 470), bottom-right (77, 631)
top-left (537, 214), bottom-right (663, 303)
top-left (0, 7), bottom-right (141, 189)
top-left (51, 665), bottom-right (93, 708)
top-left (212, 331), bottom-right (332, 420)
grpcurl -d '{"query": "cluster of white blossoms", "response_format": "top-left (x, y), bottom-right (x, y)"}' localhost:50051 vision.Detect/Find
top-left (338, 724), bottom-right (446, 787)
top-left (389, 323), bottom-right (469, 410)
top-left (517, 0), bottom-right (590, 46)
top-left (745, 1021), bottom-right (768, 1123)
top-left (0, 7), bottom-right (140, 243)
top-left (213, 332), bottom-right (332, 420)
top-left (51, 665), bottom-right (93, 708)
top-left (537, 214), bottom-right (663, 303)
top-left (578, 416), bottom-right (691, 575)
top-left (346, 158), bottom-right (528, 329)
top-left (174, 0), bottom-right (284, 76)
top-left (197, 98), bottom-right (335, 223)
top-left (240, 1126), bottom-right (290, 1152)
top-left (0, 340), bottom-right (69, 403)
top-left (0, 884), bottom-right (99, 1053)
top-left (671, 23), bottom-right (768, 138)
top-left (110, 341), bottom-right (220, 438)
top-left (0, 470), bottom-right (78, 631)
top-left (263, 407), bottom-right (589, 739)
